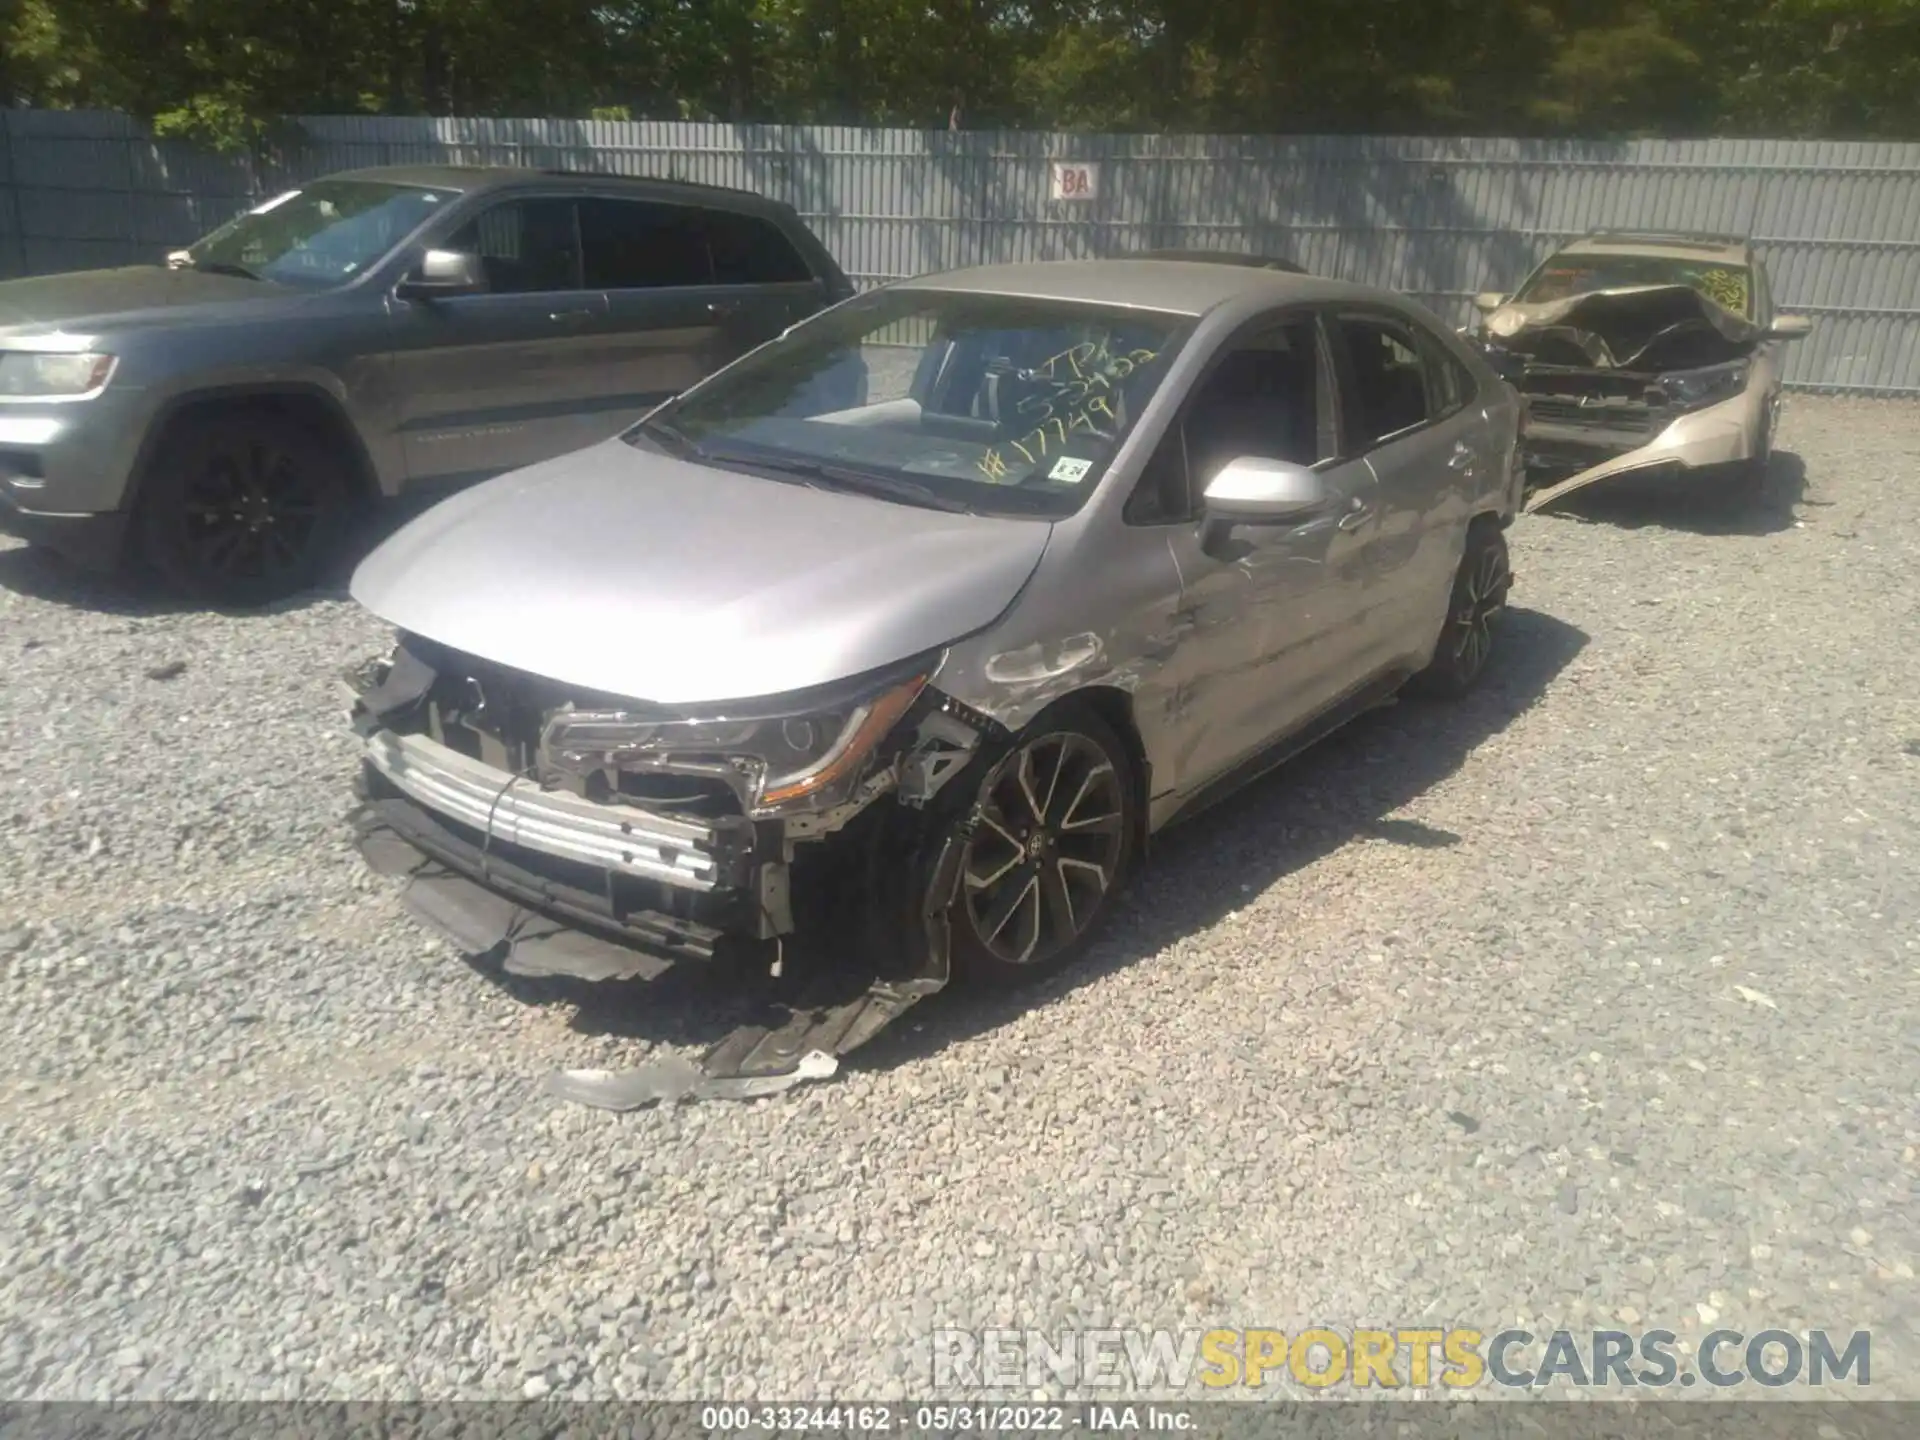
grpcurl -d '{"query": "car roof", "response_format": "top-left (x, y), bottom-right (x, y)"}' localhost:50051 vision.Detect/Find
top-left (1555, 231), bottom-right (1752, 265)
top-left (888, 259), bottom-right (1386, 318)
top-left (321, 163), bottom-right (783, 209)
top-left (1129, 248), bottom-right (1308, 274)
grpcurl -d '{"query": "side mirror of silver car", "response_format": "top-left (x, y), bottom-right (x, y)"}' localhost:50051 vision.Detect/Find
top-left (1473, 291), bottom-right (1508, 313)
top-left (1767, 314), bottom-right (1813, 340)
top-left (1201, 456), bottom-right (1330, 526)
top-left (397, 248), bottom-right (487, 300)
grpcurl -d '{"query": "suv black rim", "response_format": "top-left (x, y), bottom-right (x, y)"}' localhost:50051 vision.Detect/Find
top-left (181, 437), bottom-right (325, 583)
top-left (962, 731), bottom-right (1126, 966)
top-left (1452, 543), bottom-right (1510, 675)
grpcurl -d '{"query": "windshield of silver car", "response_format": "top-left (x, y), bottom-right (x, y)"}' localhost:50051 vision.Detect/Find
top-left (631, 291), bottom-right (1189, 519)
top-left (1517, 255), bottom-right (1753, 316)
top-left (183, 180), bottom-right (452, 288)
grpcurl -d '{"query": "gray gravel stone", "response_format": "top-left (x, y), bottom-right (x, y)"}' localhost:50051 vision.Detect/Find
top-left (0, 397), bottom-right (1916, 1401)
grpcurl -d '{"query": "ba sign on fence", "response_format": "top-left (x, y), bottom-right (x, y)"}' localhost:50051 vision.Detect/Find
top-left (1049, 161), bottom-right (1100, 202)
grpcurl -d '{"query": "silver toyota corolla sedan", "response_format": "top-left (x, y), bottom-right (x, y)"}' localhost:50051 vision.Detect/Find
top-left (344, 258), bottom-right (1523, 1095)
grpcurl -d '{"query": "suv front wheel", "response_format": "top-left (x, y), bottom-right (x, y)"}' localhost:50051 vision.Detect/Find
top-left (136, 409), bottom-right (355, 606)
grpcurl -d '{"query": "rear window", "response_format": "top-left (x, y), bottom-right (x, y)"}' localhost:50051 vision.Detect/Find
top-left (577, 197), bottom-right (711, 289)
top-left (703, 210), bottom-right (813, 285)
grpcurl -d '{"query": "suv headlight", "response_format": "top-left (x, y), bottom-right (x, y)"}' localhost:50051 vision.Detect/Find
top-left (0, 351), bottom-right (118, 400)
top-left (1658, 358), bottom-right (1749, 410)
top-left (541, 671), bottom-right (929, 816)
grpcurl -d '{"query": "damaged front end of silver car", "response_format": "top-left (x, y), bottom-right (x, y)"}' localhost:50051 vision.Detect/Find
top-left (342, 634), bottom-right (1010, 1108)
top-left (1474, 284), bottom-right (1805, 512)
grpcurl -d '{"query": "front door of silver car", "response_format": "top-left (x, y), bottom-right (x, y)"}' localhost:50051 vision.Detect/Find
top-left (1146, 310), bottom-right (1382, 790)
top-left (386, 194), bottom-right (614, 487)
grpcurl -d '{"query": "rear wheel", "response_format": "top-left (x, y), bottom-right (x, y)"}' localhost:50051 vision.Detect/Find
top-left (1410, 521), bottom-right (1511, 699)
top-left (944, 706), bottom-right (1139, 989)
top-left (135, 410), bottom-right (356, 606)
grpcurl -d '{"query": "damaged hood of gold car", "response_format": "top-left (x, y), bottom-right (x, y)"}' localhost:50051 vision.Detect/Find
top-left (1485, 283), bottom-right (1766, 371)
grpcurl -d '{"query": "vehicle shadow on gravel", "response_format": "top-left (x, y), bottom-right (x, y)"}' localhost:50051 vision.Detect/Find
top-left (489, 604), bottom-right (1588, 1076)
top-left (1540, 450), bottom-right (1808, 538)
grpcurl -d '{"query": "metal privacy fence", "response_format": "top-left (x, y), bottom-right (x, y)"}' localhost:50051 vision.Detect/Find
top-left (5, 109), bottom-right (1920, 394)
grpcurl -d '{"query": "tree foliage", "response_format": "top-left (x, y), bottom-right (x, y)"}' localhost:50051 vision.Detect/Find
top-left (5, 0), bottom-right (1920, 147)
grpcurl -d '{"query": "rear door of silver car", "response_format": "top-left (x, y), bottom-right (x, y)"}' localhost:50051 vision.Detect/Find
top-left (386, 193), bottom-right (613, 487)
top-left (1327, 309), bottom-right (1478, 670)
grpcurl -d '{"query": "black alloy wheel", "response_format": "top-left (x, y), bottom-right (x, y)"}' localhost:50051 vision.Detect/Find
top-left (1411, 521), bottom-right (1511, 699)
top-left (954, 713), bottom-right (1136, 985)
top-left (138, 411), bottom-right (353, 607)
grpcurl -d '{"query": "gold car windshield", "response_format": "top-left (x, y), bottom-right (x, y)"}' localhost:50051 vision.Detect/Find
top-left (1518, 255), bottom-right (1752, 317)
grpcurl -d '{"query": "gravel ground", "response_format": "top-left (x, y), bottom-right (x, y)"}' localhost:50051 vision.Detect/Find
top-left (1, 396), bottom-right (1916, 1402)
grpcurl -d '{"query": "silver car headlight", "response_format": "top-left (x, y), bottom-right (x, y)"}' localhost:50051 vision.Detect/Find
top-left (1658, 358), bottom-right (1749, 410)
top-left (541, 671), bottom-right (929, 816)
top-left (0, 351), bottom-right (118, 400)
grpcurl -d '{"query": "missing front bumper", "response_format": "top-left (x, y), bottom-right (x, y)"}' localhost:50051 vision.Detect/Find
top-left (352, 801), bottom-right (958, 1106)
top-left (350, 721), bottom-right (972, 1107)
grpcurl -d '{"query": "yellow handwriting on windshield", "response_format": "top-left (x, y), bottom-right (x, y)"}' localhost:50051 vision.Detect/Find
top-left (976, 343), bottom-right (1159, 482)
top-left (1694, 267), bottom-right (1749, 315)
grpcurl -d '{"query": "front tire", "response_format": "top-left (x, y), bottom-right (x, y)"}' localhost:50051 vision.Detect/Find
top-left (941, 705), bottom-right (1140, 989)
top-left (1410, 520), bottom-right (1511, 699)
top-left (135, 410), bottom-right (355, 607)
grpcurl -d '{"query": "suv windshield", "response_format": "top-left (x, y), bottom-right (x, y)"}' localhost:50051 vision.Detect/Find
top-left (1517, 253), bottom-right (1753, 316)
top-left (630, 290), bottom-right (1189, 519)
top-left (183, 180), bottom-right (453, 289)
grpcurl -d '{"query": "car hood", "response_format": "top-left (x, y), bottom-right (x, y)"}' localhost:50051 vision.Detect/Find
top-left (349, 439), bottom-right (1054, 705)
top-left (0, 265), bottom-right (295, 338)
top-left (1484, 284), bottom-right (1764, 370)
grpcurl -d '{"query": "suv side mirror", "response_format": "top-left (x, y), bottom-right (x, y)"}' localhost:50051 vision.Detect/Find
top-left (1201, 456), bottom-right (1329, 525)
top-left (1767, 314), bottom-right (1813, 340)
top-left (1473, 291), bottom-right (1508, 314)
top-left (397, 248), bottom-right (487, 300)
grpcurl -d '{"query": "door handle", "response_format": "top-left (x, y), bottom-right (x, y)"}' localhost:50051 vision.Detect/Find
top-left (1448, 442), bottom-right (1475, 471)
top-left (1336, 498), bottom-right (1377, 532)
top-left (548, 307), bottom-right (596, 323)
top-left (706, 300), bottom-right (744, 319)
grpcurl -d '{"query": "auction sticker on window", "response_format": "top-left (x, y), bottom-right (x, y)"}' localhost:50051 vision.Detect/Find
top-left (1049, 456), bottom-right (1093, 484)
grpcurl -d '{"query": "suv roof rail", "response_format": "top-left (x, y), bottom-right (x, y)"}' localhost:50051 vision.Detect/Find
top-left (536, 167), bottom-right (764, 199)
top-left (1580, 228), bottom-right (1751, 251)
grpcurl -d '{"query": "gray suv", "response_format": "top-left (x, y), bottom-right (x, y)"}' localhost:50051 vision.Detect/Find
top-left (0, 165), bottom-right (852, 604)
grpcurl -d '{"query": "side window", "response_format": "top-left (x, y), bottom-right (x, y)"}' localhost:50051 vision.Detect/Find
top-left (1125, 317), bottom-right (1326, 525)
top-left (445, 198), bottom-right (580, 294)
top-left (577, 197), bottom-right (712, 289)
top-left (1414, 327), bottom-right (1477, 417)
top-left (701, 210), bottom-right (814, 285)
top-left (1333, 315), bottom-right (1432, 450)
